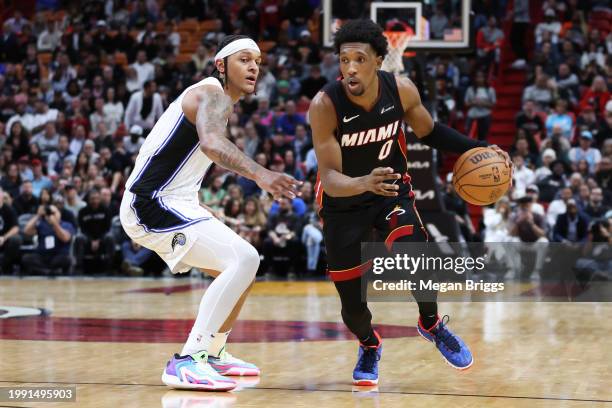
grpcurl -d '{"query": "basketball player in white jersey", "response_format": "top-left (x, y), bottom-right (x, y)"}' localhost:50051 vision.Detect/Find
top-left (120, 35), bottom-right (301, 391)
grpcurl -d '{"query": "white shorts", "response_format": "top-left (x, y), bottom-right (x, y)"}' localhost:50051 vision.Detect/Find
top-left (120, 191), bottom-right (240, 273)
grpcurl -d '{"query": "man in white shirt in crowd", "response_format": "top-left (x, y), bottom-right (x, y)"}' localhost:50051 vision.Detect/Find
top-left (123, 125), bottom-right (146, 155)
top-left (124, 80), bottom-right (164, 133)
top-left (130, 50), bottom-right (155, 90)
top-left (512, 153), bottom-right (535, 198)
top-left (547, 187), bottom-right (573, 228)
top-left (568, 130), bottom-right (602, 174)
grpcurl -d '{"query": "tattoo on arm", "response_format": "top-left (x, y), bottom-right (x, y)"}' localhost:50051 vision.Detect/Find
top-left (196, 89), bottom-right (261, 179)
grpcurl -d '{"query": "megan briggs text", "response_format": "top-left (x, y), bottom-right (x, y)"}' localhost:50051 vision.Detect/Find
top-left (372, 279), bottom-right (505, 293)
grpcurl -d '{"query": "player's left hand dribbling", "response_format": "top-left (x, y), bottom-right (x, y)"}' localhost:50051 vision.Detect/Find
top-left (490, 144), bottom-right (511, 169)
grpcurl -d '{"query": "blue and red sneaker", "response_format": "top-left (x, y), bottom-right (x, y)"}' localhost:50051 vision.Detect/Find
top-left (417, 315), bottom-right (473, 370)
top-left (352, 331), bottom-right (382, 386)
top-left (161, 351), bottom-right (237, 391)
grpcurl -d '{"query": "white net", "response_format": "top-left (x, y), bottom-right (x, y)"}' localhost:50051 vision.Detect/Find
top-left (382, 31), bottom-right (413, 74)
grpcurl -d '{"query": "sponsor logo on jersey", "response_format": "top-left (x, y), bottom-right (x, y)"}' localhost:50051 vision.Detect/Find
top-left (340, 120), bottom-right (400, 147)
top-left (406, 143), bottom-right (431, 151)
top-left (171, 233), bottom-right (187, 251)
top-left (407, 161), bottom-right (431, 169)
top-left (413, 189), bottom-right (436, 200)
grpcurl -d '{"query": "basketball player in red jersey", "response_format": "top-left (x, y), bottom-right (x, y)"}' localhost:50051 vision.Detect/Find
top-left (309, 19), bottom-right (511, 385)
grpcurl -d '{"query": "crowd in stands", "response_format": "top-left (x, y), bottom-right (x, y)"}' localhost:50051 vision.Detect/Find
top-left (0, 0), bottom-right (610, 279)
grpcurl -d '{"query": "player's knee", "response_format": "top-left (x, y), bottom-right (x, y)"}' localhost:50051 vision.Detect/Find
top-left (235, 240), bottom-right (260, 277)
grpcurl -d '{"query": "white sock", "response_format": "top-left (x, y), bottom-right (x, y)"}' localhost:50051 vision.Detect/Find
top-left (181, 330), bottom-right (215, 356)
top-left (209, 330), bottom-right (231, 357)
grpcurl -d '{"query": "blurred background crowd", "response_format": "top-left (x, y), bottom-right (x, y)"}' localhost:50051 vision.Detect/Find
top-left (0, 0), bottom-right (610, 279)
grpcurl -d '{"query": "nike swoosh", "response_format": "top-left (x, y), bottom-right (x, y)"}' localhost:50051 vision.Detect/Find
top-left (343, 115), bottom-right (359, 123)
top-left (381, 105), bottom-right (394, 114)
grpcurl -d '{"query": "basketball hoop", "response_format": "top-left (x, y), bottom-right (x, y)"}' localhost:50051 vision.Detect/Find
top-left (382, 31), bottom-right (413, 74)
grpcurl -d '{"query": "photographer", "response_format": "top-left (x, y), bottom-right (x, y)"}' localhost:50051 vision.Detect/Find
top-left (22, 204), bottom-right (74, 275)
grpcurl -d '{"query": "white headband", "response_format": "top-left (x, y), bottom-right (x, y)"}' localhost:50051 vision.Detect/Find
top-left (214, 38), bottom-right (260, 61)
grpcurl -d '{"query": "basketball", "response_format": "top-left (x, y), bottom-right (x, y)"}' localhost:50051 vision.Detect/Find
top-left (452, 147), bottom-right (511, 205)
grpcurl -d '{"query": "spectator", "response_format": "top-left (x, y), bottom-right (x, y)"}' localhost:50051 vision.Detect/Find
top-left (483, 197), bottom-right (512, 242)
top-left (546, 186), bottom-right (573, 228)
top-left (464, 71), bottom-right (496, 141)
top-left (0, 22), bottom-right (20, 63)
top-left (276, 101), bottom-right (305, 136)
top-left (68, 124), bottom-right (87, 157)
top-left (541, 124), bottom-right (571, 159)
top-left (123, 125), bottom-right (146, 155)
top-left (319, 51), bottom-right (339, 83)
top-left (554, 63), bottom-right (580, 103)
top-left (74, 189), bottom-right (114, 272)
top-left (510, 195), bottom-right (548, 242)
top-left (545, 99), bottom-right (573, 140)
top-left (130, 50), bottom-right (155, 89)
top-left (579, 76), bottom-right (610, 115)
top-left (537, 159), bottom-right (568, 202)
top-left (0, 187), bottom-right (21, 274)
top-left (430, 7), bottom-right (449, 39)
top-left (553, 198), bottom-right (589, 243)
top-left (238, 197), bottom-right (267, 249)
top-left (22, 204), bottom-right (74, 275)
top-left (31, 122), bottom-right (60, 160)
top-left (512, 154), bottom-right (536, 198)
top-left (584, 188), bottom-right (608, 219)
top-left (300, 65), bottom-right (328, 100)
top-left (525, 184), bottom-right (545, 216)
top-left (201, 176), bottom-right (226, 212)
top-left (37, 19), bottom-right (62, 52)
top-left (509, 0), bottom-right (530, 69)
top-left (13, 180), bottom-right (39, 215)
top-left (576, 102), bottom-right (604, 145)
top-left (568, 130), bottom-right (601, 175)
top-left (1, 163), bottom-right (22, 198)
top-left (475, 16), bottom-right (504, 73)
top-left (64, 184), bottom-right (86, 218)
top-left (31, 159), bottom-right (53, 198)
top-left (121, 239), bottom-right (153, 276)
top-left (522, 73), bottom-right (556, 111)
top-left (301, 211), bottom-right (323, 275)
top-left (535, 8), bottom-right (561, 45)
top-left (103, 88), bottom-right (124, 136)
top-left (262, 197), bottom-right (302, 276)
top-left (124, 80), bottom-right (164, 133)
top-left (47, 135), bottom-right (76, 177)
top-left (535, 149), bottom-right (557, 183)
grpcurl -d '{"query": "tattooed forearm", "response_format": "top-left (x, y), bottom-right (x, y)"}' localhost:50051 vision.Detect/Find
top-left (196, 88), bottom-right (262, 179)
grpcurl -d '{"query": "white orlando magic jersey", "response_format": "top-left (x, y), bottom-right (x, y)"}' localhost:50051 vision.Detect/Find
top-left (125, 76), bottom-right (222, 200)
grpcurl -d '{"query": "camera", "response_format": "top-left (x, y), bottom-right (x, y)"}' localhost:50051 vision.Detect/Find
top-left (45, 205), bottom-right (53, 216)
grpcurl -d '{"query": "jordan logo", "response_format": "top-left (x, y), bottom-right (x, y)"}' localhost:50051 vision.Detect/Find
top-left (381, 105), bottom-right (394, 114)
top-left (343, 114), bottom-right (360, 123)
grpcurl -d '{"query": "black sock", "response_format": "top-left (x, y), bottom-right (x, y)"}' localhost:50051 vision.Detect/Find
top-left (418, 302), bottom-right (438, 330)
top-left (359, 328), bottom-right (380, 347)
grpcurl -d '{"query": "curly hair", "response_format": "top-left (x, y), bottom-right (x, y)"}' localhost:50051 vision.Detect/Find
top-left (333, 19), bottom-right (388, 58)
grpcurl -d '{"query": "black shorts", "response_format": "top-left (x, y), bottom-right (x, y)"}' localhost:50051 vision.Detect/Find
top-left (322, 193), bottom-right (428, 282)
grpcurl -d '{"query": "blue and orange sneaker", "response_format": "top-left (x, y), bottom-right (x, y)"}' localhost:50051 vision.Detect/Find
top-left (417, 315), bottom-right (473, 370)
top-left (208, 347), bottom-right (261, 376)
top-left (352, 331), bottom-right (382, 386)
top-left (161, 351), bottom-right (237, 391)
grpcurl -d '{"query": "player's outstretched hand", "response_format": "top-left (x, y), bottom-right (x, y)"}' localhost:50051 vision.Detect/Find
top-left (365, 167), bottom-right (401, 197)
top-left (256, 169), bottom-right (303, 200)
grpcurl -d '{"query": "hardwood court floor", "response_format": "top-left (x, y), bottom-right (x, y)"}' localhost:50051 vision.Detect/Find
top-left (0, 277), bottom-right (610, 408)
